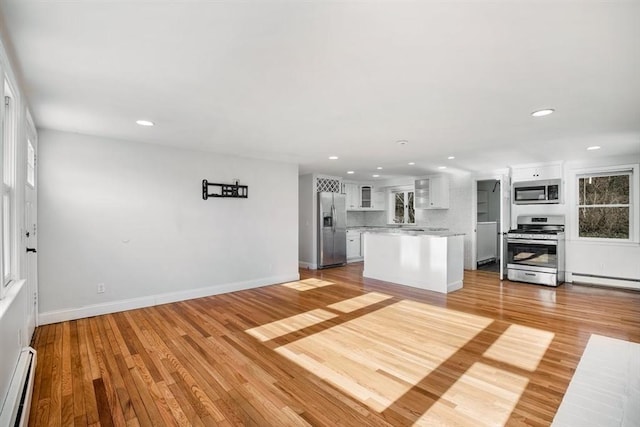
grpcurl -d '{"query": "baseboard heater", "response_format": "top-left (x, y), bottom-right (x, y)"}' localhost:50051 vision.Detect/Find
top-left (0, 347), bottom-right (37, 427)
top-left (571, 273), bottom-right (640, 290)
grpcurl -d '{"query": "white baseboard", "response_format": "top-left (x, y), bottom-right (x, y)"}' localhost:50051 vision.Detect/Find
top-left (298, 261), bottom-right (318, 270)
top-left (38, 273), bottom-right (300, 325)
top-left (447, 280), bottom-right (463, 293)
top-left (567, 272), bottom-right (640, 291)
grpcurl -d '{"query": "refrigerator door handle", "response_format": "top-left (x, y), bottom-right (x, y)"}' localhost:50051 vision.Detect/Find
top-left (332, 204), bottom-right (336, 232)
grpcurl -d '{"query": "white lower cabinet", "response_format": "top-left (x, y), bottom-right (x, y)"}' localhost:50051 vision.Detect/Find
top-left (347, 230), bottom-right (363, 261)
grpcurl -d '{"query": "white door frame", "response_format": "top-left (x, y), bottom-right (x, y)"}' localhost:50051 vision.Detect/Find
top-left (24, 111), bottom-right (38, 333)
top-left (471, 171), bottom-right (511, 279)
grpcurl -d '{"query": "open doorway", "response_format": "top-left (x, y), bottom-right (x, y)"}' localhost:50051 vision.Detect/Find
top-left (476, 179), bottom-right (501, 273)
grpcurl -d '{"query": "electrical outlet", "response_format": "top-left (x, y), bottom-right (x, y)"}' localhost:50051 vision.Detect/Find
top-left (97, 283), bottom-right (105, 294)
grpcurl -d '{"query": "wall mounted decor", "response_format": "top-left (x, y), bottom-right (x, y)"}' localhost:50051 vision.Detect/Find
top-left (202, 179), bottom-right (248, 200)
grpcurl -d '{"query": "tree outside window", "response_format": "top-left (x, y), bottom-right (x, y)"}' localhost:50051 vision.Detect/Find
top-left (578, 173), bottom-right (630, 239)
top-left (392, 190), bottom-right (415, 224)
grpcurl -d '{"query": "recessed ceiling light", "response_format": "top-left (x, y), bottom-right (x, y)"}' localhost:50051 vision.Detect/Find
top-left (372, 174), bottom-right (380, 178)
top-left (328, 156), bottom-right (339, 160)
top-left (531, 109), bottom-right (555, 117)
top-left (587, 146), bottom-right (601, 151)
top-left (136, 119), bottom-right (154, 126)
top-left (447, 156), bottom-right (455, 160)
top-left (376, 166), bottom-right (383, 170)
top-left (396, 139), bottom-right (408, 146)
top-left (347, 171), bottom-right (355, 174)
top-left (438, 166), bottom-right (447, 170)
top-left (408, 162), bottom-right (415, 165)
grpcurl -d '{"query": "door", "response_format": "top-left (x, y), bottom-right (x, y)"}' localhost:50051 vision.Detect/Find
top-left (25, 133), bottom-right (37, 338)
top-left (499, 174), bottom-right (511, 280)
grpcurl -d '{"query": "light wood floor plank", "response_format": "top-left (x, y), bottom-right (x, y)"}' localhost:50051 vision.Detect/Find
top-left (29, 266), bottom-right (640, 426)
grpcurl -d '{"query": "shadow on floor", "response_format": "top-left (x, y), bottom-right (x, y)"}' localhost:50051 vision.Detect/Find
top-left (477, 260), bottom-right (500, 273)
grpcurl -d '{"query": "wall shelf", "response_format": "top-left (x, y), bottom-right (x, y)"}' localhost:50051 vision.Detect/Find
top-left (202, 179), bottom-right (248, 200)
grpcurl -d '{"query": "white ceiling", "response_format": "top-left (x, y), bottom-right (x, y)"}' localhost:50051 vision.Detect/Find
top-left (1, 1), bottom-right (639, 180)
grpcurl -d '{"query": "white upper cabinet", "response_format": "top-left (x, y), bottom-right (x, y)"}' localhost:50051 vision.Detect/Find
top-left (372, 188), bottom-right (385, 210)
top-left (360, 185), bottom-right (372, 208)
top-left (343, 182), bottom-right (385, 210)
top-left (511, 163), bottom-right (563, 182)
top-left (415, 175), bottom-right (450, 209)
top-left (343, 183), bottom-right (360, 209)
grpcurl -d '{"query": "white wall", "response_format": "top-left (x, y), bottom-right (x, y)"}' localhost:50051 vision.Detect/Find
top-left (512, 155), bottom-right (640, 288)
top-left (0, 281), bottom-right (28, 414)
top-left (38, 130), bottom-right (299, 322)
top-left (565, 156), bottom-right (640, 288)
top-left (0, 31), bottom-right (33, 419)
top-left (298, 174), bottom-right (315, 267)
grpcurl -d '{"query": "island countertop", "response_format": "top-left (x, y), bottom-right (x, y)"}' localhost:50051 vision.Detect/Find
top-left (361, 228), bottom-right (465, 237)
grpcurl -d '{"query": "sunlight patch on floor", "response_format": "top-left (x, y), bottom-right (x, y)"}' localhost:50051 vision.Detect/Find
top-left (245, 309), bottom-right (337, 342)
top-left (281, 278), bottom-right (335, 291)
top-left (415, 362), bottom-right (529, 426)
top-left (483, 324), bottom-right (555, 371)
top-left (275, 300), bottom-right (492, 412)
top-left (327, 292), bottom-right (393, 313)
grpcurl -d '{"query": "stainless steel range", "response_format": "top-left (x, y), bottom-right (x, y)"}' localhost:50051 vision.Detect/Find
top-left (507, 215), bottom-right (565, 286)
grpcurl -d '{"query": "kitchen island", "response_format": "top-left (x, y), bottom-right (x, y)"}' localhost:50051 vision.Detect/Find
top-left (362, 230), bottom-right (465, 294)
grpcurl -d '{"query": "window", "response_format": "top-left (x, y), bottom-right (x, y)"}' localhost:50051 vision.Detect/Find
top-left (577, 170), bottom-right (632, 240)
top-left (390, 189), bottom-right (415, 224)
top-left (2, 80), bottom-right (16, 289)
top-left (27, 138), bottom-right (35, 187)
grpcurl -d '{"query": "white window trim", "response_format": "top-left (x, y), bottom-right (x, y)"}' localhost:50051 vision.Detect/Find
top-left (570, 164), bottom-right (639, 244)
top-left (1, 77), bottom-right (20, 296)
top-left (0, 40), bottom-right (26, 301)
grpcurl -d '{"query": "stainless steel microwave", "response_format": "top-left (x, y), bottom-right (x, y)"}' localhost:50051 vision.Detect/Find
top-left (513, 179), bottom-right (562, 204)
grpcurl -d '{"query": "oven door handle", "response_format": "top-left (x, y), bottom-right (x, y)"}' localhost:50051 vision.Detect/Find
top-left (507, 239), bottom-right (558, 245)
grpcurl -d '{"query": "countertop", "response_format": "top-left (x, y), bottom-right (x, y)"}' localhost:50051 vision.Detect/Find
top-left (347, 226), bottom-right (464, 237)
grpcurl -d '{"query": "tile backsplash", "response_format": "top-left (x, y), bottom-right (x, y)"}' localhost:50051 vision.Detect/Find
top-left (346, 210), bottom-right (386, 227)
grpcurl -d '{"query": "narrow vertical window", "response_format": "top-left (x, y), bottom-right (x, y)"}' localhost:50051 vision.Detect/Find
top-left (27, 138), bottom-right (35, 188)
top-left (2, 81), bottom-right (16, 288)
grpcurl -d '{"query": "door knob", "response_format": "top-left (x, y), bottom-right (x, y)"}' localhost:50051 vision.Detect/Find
top-left (26, 247), bottom-right (37, 253)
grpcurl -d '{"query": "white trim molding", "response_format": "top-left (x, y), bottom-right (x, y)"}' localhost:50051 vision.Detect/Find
top-left (567, 272), bottom-right (640, 291)
top-left (298, 261), bottom-right (318, 270)
top-left (38, 273), bottom-right (300, 325)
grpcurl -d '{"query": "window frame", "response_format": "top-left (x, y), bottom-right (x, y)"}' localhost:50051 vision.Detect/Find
top-left (26, 137), bottom-right (35, 188)
top-left (388, 186), bottom-right (415, 225)
top-left (573, 164), bottom-right (639, 244)
top-left (2, 79), bottom-right (18, 289)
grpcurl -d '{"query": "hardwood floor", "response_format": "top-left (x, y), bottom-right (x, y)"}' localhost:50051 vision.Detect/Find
top-left (28, 265), bottom-right (640, 426)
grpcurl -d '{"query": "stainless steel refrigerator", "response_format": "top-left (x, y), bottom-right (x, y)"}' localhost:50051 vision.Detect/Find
top-left (317, 192), bottom-right (347, 268)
